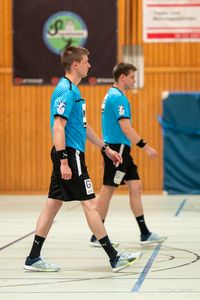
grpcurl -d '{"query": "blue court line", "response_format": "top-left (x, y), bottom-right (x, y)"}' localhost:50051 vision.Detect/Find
top-left (175, 199), bottom-right (187, 217)
top-left (131, 243), bottom-right (162, 293)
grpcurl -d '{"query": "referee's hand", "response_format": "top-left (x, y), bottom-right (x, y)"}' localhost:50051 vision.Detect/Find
top-left (60, 160), bottom-right (72, 180)
top-left (144, 145), bottom-right (157, 158)
top-left (104, 147), bottom-right (123, 165)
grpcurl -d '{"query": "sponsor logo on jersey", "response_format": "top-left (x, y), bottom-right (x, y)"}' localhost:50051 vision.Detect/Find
top-left (118, 105), bottom-right (125, 116)
top-left (57, 101), bottom-right (66, 114)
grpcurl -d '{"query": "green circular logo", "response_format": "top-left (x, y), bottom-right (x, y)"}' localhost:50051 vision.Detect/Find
top-left (43, 11), bottom-right (88, 55)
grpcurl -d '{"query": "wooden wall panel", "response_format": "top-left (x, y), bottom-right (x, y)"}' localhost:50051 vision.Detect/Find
top-left (0, 0), bottom-right (200, 194)
top-left (144, 43), bottom-right (200, 67)
top-left (0, 74), bottom-right (53, 192)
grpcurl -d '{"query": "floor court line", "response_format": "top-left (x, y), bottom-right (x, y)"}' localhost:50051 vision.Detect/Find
top-left (131, 243), bottom-right (163, 293)
top-left (0, 231), bottom-right (35, 251)
top-left (175, 199), bottom-right (187, 216)
top-left (0, 203), bottom-right (80, 251)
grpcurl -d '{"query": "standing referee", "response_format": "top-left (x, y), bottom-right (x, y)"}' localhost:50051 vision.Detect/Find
top-left (23, 47), bottom-right (142, 273)
top-left (90, 62), bottom-right (167, 247)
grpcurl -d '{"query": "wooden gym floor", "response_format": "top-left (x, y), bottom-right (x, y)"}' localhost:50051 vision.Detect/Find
top-left (0, 194), bottom-right (199, 300)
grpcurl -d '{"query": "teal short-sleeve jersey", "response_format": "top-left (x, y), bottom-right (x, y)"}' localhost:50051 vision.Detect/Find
top-left (50, 77), bottom-right (87, 152)
top-left (101, 87), bottom-right (131, 146)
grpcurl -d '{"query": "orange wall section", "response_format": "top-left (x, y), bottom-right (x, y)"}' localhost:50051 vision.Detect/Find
top-left (0, 0), bottom-right (200, 193)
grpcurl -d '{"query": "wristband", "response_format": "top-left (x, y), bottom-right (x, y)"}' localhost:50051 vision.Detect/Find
top-left (136, 139), bottom-right (147, 148)
top-left (101, 144), bottom-right (109, 152)
top-left (56, 149), bottom-right (68, 160)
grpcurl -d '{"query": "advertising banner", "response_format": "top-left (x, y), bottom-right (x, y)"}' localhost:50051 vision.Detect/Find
top-left (143, 0), bottom-right (200, 42)
top-left (13, 0), bottom-right (117, 85)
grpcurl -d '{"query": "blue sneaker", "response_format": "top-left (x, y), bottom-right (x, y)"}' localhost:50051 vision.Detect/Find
top-left (140, 232), bottom-right (167, 245)
top-left (24, 256), bottom-right (60, 272)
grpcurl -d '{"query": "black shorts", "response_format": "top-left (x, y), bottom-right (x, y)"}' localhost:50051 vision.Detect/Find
top-left (103, 144), bottom-right (140, 187)
top-left (48, 146), bottom-right (95, 202)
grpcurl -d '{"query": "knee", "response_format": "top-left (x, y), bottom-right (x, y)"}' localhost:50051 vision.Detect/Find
top-left (130, 181), bottom-right (142, 195)
top-left (46, 198), bottom-right (63, 213)
top-left (82, 199), bottom-right (98, 214)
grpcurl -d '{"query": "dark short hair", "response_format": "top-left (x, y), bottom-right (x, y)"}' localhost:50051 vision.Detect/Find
top-left (113, 62), bottom-right (137, 82)
top-left (61, 46), bottom-right (89, 71)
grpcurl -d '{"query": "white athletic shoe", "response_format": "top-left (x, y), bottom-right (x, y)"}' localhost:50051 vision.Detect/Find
top-left (140, 232), bottom-right (167, 245)
top-left (24, 256), bottom-right (60, 272)
top-left (111, 250), bottom-right (142, 272)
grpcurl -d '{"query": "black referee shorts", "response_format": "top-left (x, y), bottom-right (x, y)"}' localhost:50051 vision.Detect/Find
top-left (48, 146), bottom-right (95, 202)
top-left (102, 144), bottom-right (140, 187)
